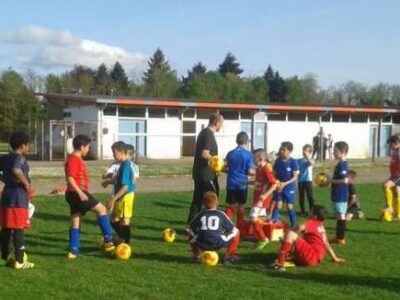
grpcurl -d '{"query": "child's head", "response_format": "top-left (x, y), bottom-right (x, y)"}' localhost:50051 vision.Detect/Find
top-left (202, 191), bottom-right (218, 209)
top-left (126, 144), bottom-right (135, 160)
top-left (302, 144), bottom-right (312, 157)
top-left (253, 148), bottom-right (268, 167)
top-left (236, 131), bottom-right (249, 147)
top-left (72, 135), bottom-right (91, 156)
top-left (279, 142), bottom-right (293, 159)
top-left (309, 205), bottom-right (327, 221)
top-left (387, 135), bottom-right (400, 150)
top-left (333, 141), bottom-right (349, 160)
top-left (348, 169), bottom-right (357, 183)
top-left (111, 141), bottom-right (128, 161)
top-left (9, 131), bottom-right (30, 154)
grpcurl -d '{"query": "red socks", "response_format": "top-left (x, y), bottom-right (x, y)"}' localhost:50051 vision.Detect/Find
top-left (277, 241), bottom-right (293, 265)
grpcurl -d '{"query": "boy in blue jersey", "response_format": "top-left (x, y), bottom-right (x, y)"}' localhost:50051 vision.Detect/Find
top-left (297, 144), bottom-right (315, 216)
top-left (330, 141), bottom-right (349, 245)
top-left (271, 142), bottom-right (299, 228)
top-left (225, 132), bottom-right (254, 224)
top-left (188, 191), bottom-right (240, 263)
top-left (106, 142), bottom-right (135, 244)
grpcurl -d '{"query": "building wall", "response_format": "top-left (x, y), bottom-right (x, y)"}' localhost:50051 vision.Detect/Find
top-left (101, 116), bottom-right (119, 159)
top-left (147, 118), bottom-right (181, 159)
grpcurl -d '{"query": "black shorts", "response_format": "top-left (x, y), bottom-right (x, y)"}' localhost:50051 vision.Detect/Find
top-left (65, 191), bottom-right (99, 216)
top-left (226, 189), bottom-right (248, 205)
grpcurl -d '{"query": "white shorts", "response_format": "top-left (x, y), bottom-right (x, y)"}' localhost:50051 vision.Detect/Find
top-left (250, 207), bottom-right (267, 219)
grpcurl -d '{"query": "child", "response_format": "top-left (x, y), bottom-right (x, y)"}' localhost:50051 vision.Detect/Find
top-left (270, 205), bottom-right (345, 271)
top-left (249, 149), bottom-right (278, 249)
top-left (126, 144), bottom-right (140, 183)
top-left (330, 141), bottom-right (349, 245)
top-left (0, 132), bottom-right (35, 269)
top-left (65, 134), bottom-right (114, 259)
top-left (187, 191), bottom-right (240, 263)
top-left (225, 132), bottom-right (254, 224)
top-left (346, 170), bottom-right (365, 221)
top-left (105, 142), bottom-right (135, 245)
top-left (271, 142), bottom-right (299, 228)
top-left (297, 144), bottom-right (315, 216)
top-left (383, 135), bottom-right (400, 219)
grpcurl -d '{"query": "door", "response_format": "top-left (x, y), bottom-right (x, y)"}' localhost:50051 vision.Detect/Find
top-left (182, 121), bottom-right (196, 156)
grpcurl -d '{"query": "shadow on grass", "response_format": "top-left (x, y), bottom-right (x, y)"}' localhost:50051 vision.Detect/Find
top-left (153, 201), bottom-right (188, 209)
top-left (138, 215), bottom-right (187, 227)
top-left (267, 271), bottom-right (400, 293)
top-left (34, 212), bottom-right (100, 226)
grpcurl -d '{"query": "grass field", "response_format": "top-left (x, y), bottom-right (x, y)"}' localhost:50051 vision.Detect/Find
top-left (1, 184), bottom-right (400, 300)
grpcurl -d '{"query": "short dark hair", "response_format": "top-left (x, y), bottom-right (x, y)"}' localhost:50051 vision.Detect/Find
top-left (236, 132), bottom-right (249, 146)
top-left (208, 113), bottom-right (224, 126)
top-left (387, 135), bottom-right (400, 145)
top-left (303, 144), bottom-right (312, 152)
top-left (111, 141), bottom-right (127, 153)
top-left (9, 131), bottom-right (30, 150)
top-left (126, 144), bottom-right (135, 154)
top-left (334, 141), bottom-right (349, 154)
top-left (349, 170), bottom-right (357, 177)
top-left (311, 205), bottom-right (327, 221)
top-left (280, 141), bottom-right (293, 152)
top-left (72, 135), bottom-right (91, 150)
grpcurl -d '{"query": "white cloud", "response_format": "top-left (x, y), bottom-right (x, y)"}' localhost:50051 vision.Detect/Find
top-left (1, 26), bottom-right (148, 75)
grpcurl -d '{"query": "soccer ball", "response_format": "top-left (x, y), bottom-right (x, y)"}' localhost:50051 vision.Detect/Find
top-left (381, 209), bottom-right (393, 222)
top-left (208, 156), bottom-right (225, 173)
top-left (162, 228), bottom-right (176, 243)
top-left (114, 243), bottom-right (132, 260)
top-left (315, 172), bottom-right (330, 187)
top-left (201, 251), bottom-right (219, 266)
top-left (6, 252), bottom-right (28, 267)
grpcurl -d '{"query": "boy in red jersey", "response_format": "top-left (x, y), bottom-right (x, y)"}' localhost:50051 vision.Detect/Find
top-left (0, 132), bottom-right (35, 269)
top-left (248, 149), bottom-right (278, 249)
top-left (383, 135), bottom-right (400, 219)
top-left (64, 135), bottom-right (114, 259)
top-left (270, 205), bottom-right (345, 271)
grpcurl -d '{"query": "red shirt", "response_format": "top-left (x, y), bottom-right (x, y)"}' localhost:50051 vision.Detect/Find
top-left (253, 164), bottom-right (277, 207)
top-left (303, 219), bottom-right (326, 260)
top-left (65, 154), bottom-right (89, 192)
top-left (390, 148), bottom-right (400, 177)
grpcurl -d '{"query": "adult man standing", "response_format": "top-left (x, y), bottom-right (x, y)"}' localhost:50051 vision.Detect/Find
top-left (187, 113), bottom-right (224, 225)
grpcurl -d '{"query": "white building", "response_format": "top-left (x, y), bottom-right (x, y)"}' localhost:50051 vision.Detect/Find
top-left (43, 93), bottom-right (400, 160)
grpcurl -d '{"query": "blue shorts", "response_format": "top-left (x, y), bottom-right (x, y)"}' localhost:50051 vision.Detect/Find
top-left (388, 176), bottom-right (400, 186)
top-left (274, 189), bottom-right (296, 204)
top-left (332, 202), bottom-right (348, 215)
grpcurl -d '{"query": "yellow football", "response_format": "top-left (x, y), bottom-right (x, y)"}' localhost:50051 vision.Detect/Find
top-left (315, 172), bottom-right (330, 187)
top-left (201, 251), bottom-right (219, 266)
top-left (162, 228), bottom-right (176, 243)
top-left (208, 156), bottom-right (225, 173)
top-left (114, 243), bottom-right (132, 260)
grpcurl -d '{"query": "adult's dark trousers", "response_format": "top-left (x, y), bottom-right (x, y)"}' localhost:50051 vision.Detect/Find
top-left (298, 181), bottom-right (314, 214)
top-left (187, 179), bottom-right (219, 225)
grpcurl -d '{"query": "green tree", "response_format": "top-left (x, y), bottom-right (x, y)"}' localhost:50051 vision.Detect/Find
top-left (218, 52), bottom-right (243, 77)
top-left (246, 76), bottom-right (269, 103)
top-left (111, 62), bottom-right (129, 96)
top-left (95, 63), bottom-right (112, 95)
top-left (45, 74), bottom-right (62, 93)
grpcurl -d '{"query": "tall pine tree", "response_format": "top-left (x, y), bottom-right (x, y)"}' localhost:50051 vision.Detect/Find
top-left (95, 63), bottom-right (112, 95)
top-left (111, 62), bottom-right (129, 96)
top-left (218, 52), bottom-right (243, 76)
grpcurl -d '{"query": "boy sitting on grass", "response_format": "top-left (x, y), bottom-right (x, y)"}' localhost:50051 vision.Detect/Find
top-left (270, 205), bottom-right (345, 271)
top-left (187, 191), bottom-right (240, 263)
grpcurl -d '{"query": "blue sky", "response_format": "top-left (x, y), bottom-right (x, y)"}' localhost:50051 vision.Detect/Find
top-left (0, 0), bottom-right (399, 87)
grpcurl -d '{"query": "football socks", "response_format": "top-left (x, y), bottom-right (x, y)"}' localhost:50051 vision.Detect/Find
top-left (98, 215), bottom-right (113, 242)
top-left (288, 209), bottom-right (297, 228)
top-left (69, 228), bottom-right (80, 255)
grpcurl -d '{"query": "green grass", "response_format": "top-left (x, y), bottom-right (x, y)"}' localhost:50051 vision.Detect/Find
top-left (1, 184), bottom-right (400, 299)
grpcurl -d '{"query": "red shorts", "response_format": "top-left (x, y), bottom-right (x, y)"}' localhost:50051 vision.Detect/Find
top-left (293, 237), bottom-right (322, 266)
top-left (0, 207), bottom-right (30, 229)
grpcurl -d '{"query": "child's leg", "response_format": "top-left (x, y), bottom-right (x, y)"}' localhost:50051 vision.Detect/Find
top-left (271, 200), bottom-right (282, 222)
top-left (69, 213), bottom-right (81, 255)
top-left (225, 204), bottom-right (236, 219)
top-left (277, 230), bottom-right (298, 265)
top-left (305, 182), bottom-right (315, 210)
top-left (287, 203), bottom-right (297, 228)
top-left (298, 183), bottom-right (305, 214)
top-left (237, 204), bottom-right (246, 224)
top-left (13, 229), bottom-right (26, 264)
top-left (394, 186), bottom-right (400, 219)
top-left (345, 213), bottom-right (353, 221)
top-left (250, 208), bottom-right (267, 242)
top-left (0, 227), bottom-right (12, 260)
top-left (120, 217), bottom-right (131, 244)
top-left (383, 180), bottom-right (395, 211)
top-left (226, 231), bottom-right (240, 256)
top-left (92, 203), bottom-right (113, 243)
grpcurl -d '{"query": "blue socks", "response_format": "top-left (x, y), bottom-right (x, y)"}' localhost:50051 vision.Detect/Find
top-left (98, 215), bottom-right (113, 242)
top-left (69, 228), bottom-right (80, 254)
top-left (288, 209), bottom-right (297, 228)
top-left (272, 207), bottom-right (280, 223)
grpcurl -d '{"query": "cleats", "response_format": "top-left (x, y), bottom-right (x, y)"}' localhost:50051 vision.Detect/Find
top-left (102, 241), bottom-right (115, 253)
top-left (330, 238), bottom-right (346, 245)
top-left (66, 252), bottom-right (79, 260)
top-left (224, 255), bottom-right (240, 264)
top-left (14, 261), bottom-right (35, 269)
top-left (255, 239), bottom-right (270, 250)
top-left (269, 261), bottom-right (286, 271)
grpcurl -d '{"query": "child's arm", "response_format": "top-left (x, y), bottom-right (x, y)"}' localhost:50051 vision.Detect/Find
top-left (101, 178), bottom-right (115, 188)
top-left (256, 183), bottom-right (278, 207)
top-left (12, 168), bottom-right (30, 191)
top-left (348, 194), bottom-right (357, 207)
top-left (330, 178), bottom-right (349, 184)
top-left (101, 172), bottom-right (113, 180)
top-left (106, 185), bottom-right (128, 209)
top-left (67, 176), bottom-right (88, 201)
top-left (322, 233), bottom-right (345, 263)
top-left (278, 172), bottom-right (299, 192)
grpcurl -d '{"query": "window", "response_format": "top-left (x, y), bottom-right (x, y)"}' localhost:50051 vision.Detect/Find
top-left (332, 114), bottom-right (349, 122)
top-left (321, 113), bottom-right (331, 122)
top-left (196, 109), bottom-right (216, 119)
top-left (148, 108), bottom-right (165, 118)
top-left (119, 107), bottom-right (146, 118)
top-left (382, 115), bottom-right (392, 123)
top-left (369, 114), bottom-right (379, 122)
top-left (103, 106), bottom-right (117, 116)
top-left (118, 119), bottom-right (146, 156)
top-left (240, 111), bottom-right (252, 120)
top-left (288, 113), bottom-right (306, 121)
top-left (119, 120), bottom-right (146, 134)
top-left (307, 113), bottom-right (319, 122)
top-left (267, 113), bottom-right (286, 121)
top-left (183, 109), bottom-right (195, 118)
top-left (166, 109), bottom-right (180, 118)
top-left (392, 114), bottom-right (400, 124)
top-left (351, 114), bottom-right (367, 123)
top-left (220, 110), bottom-right (239, 120)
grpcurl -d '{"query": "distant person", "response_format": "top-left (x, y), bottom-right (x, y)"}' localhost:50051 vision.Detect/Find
top-left (345, 170), bottom-right (365, 221)
top-left (224, 132), bottom-right (254, 224)
top-left (312, 133), bottom-right (319, 160)
top-left (297, 144), bottom-right (315, 216)
top-left (322, 133), bottom-right (328, 161)
top-left (187, 113), bottom-right (224, 225)
top-left (327, 134), bottom-right (333, 161)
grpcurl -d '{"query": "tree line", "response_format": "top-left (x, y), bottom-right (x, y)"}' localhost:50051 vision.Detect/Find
top-left (1, 48), bottom-right (399, 139)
